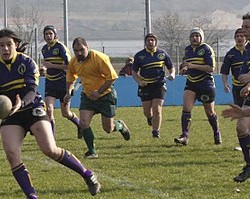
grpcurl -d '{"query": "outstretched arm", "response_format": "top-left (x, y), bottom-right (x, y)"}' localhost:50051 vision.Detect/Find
top-left (221, 104), bottom-right (250, 120)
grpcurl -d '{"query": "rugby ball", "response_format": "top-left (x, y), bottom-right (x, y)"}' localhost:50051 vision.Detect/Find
top-left (0, 95), bottom-right (12, 119)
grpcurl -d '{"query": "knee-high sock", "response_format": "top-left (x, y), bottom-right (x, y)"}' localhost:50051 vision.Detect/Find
top-left (82, 127), bottom-right (96, 154)
top-left (208, 114), bottom-right (220, 136)
top-left (239, 134), bottom-right (250, 165)
top-left (181, 111), bottom-right (191, 138)
top-left (57, 149), bottom-right (91, 178)
top-left (12, 163), bottom-right (37, 198)
top-left (69, 112), bottom-right (80, 128)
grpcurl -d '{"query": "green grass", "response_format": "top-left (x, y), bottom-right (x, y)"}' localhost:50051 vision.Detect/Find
top-left (0, 106), bottom-right (249, 199)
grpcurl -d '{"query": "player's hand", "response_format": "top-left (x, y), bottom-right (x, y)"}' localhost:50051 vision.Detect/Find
top-left (179, 62), bottom-right (188, 75)
top-left (63, 93), bottom-right (71, 106)
top-left (239, 73), bottom-right (250, 84)
top-left (240, 86), bottom-right (250, 97)
top-left (41, 60), bottom-right (53, 68)
top-left (223, 83), bottom-right (230, 93)
top-left (9, 94), bottom-right (22, 116)
top-left (168, 73), bottom-right (175, 81)
top-left (89, 90), bottom-right (101, 101)
top-left (221, 104), bottom-right (243, 121)
top-left (139, 80), bottom-right (147, 87)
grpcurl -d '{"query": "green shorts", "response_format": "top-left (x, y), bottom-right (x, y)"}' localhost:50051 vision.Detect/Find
top-left (80, 88), bottom-right (117, 118)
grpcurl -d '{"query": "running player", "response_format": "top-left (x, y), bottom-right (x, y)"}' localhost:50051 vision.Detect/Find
top-left (41, 25), bottom-right (80, 135)
top-left (0, 28), bottom-right (100, 198)
top-left (132, 33), bottom-right (175, 138)
top-left (64, 37), bottom-right (131, 158)
top-left (220, 28), bottom-right (247, 151)
top-left (223, 13), bottom-right (250, 183)
top-left (174, 27), bottom-right (222, 145)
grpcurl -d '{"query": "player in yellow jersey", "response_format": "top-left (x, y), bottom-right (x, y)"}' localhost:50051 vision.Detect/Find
top-left (64, 37), bottom-right (131, 158)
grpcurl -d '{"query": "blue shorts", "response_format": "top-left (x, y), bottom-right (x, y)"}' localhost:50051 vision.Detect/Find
top-left (232, 86), bottom-right (244, 107)
top-left (45, 88), bottom-right (74, 103)
top-left (185, 83), bottom-right (215, 103)
top-left (138, 83), bottom-right (166, 101)
top-left (1, 106), bottom-right (50, 134)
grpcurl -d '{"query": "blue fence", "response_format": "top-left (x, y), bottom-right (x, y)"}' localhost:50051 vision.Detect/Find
top-left (37, 75), bottom-right (233, 108)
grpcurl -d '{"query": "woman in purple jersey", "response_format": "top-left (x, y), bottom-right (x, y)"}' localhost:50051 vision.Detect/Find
top-left (41, 25), bottom-right (80, 135)
top-left (220, 28), bottom-right (247, 152)
top-left (174, 27), bottom-right (222, 146)
top-left (0, 28), bottom-right (100, 198)
top-left (132, 33), bottom-right (175, 138)
top-left (223, 13), bottom-right (250, 183)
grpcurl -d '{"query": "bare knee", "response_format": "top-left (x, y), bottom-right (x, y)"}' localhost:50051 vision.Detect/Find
top-left (236, 124), bottom-right (249, 137)
top-left (103, 126), bottom-right (113, 133)
top-left (41, 146), bottom-right (60, 160)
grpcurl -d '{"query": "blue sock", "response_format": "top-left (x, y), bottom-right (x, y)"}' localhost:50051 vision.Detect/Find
top-left (57, 149), bottom-right (91, 178)
top-left (181, 111), bottom-right (191, 138)
top-left (69, 112), bottom-right (80, 128)
top-left (239, 134), bottom-right (250, 165)
top-left (12, 163), bottom-right (37, 198)
top-left (208, 114), bottom-right (220, 136)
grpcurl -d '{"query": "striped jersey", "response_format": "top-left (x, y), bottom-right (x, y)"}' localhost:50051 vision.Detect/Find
top-left (220, 45), bottom-right (247, 87)
top-left (41, 39), bottom-right (71, 90)
top-left (239, 42), bottom-right (250, 75)
top-left (0, 52), bottom-right (44, 110)
top-left (133, 47), bottom-right (173, 84)
top-left (184, 43), bottom-right (215, 88)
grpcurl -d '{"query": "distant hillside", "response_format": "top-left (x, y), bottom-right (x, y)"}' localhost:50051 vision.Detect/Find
top-left (0, 0), bottom-right (249, 40)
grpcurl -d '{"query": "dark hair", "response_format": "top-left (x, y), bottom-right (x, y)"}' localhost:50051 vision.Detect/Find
top-left (234, 28), bottom-right (243, 38)
top-left (0, 28), bottom-right (29, 52)
top-left (43, 25), bottom-right (57, 38)
top-left (144, 33), bottom-right (158, 46)
top-left (72, 37), bottom-right (88, 48)
top-left (242, 13), bottom-right (250, 20)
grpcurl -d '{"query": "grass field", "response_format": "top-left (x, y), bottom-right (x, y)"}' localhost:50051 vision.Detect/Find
top-left (0, 106), bottom-right (249, 199)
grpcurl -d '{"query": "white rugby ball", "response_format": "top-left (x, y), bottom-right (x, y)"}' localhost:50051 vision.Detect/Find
top-left (0, 95), bottom-right (12, 119)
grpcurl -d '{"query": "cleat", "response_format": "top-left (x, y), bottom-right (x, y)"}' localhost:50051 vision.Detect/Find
top-left (118, 120), bottom-right (131, 141)
top-left (214, 133), bottom-right (222, 145)
top-left (152, 130), bottom-right (160, 138)
top-left (174, 136), bottom-right (188, 145)
top-left (147, 117), bottom-right (152, 126)
top-left (78, 128), bottom-right (83, 139)
top-left (234, 146), bottom-right (242, 151)
top-left (84, 151), bottom-right (98, 159)
top-left (27, 194), bottom-right (38, 199)
top-left (84, 172), bottom-right (101, 196)
top-left (233, 166), bottom-right (250, 183)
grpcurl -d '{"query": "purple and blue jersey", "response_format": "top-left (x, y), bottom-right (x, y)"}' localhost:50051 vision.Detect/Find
top-left (184, 43), bottom-right (215, 90)
top-left (239, 42), bottom-right (250, 75)
top-left (41, 40), bottom-right (71, 91)
top-left (0, 52), bottom-right (44, 110)
top-left (133, 48), bottom-right (173, 84)
top-left (220, 45), bottom-right (247, 88)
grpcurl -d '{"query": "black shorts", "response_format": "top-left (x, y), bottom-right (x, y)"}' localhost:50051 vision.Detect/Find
top-left (138, 83), bottom-right (166, 102)
top-left (185, 84), bottom-right (215, 103)
top-left (45, 89), bottom-right (74, 103)
top-left (232, 86), bottom-right (244, 107)
top-left (1, 106), bottom-right (50, 133)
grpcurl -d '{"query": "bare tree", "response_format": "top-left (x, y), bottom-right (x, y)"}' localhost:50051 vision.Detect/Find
top-left (9, 3), bottom-right (45, 56)
top-left (153, 10), bottom-right (231, 73)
